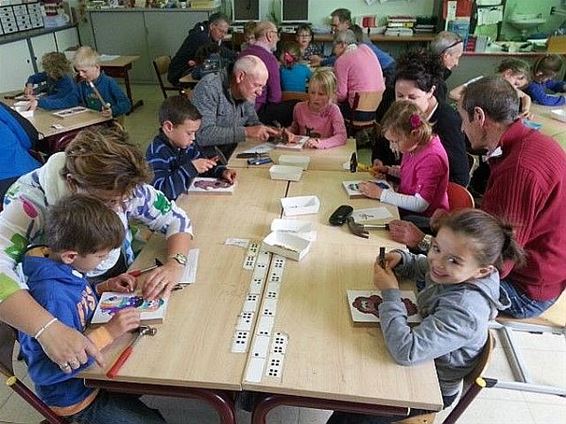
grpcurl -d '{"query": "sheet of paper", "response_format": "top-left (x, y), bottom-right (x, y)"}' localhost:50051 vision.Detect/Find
top-left (178, 248), bottom-right (199, 284)
top-left (240, 143), bottom-right (274, 155)
top-left (225, 238), bottom-right (250, 248)
top-left (351, 207), bottom-right (392, 223)
top-left (99, 54), bottom-right (120, 61)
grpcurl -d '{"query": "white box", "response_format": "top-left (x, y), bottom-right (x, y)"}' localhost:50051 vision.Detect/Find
top-left (262, 231), bottom-right (312, 261)
top-left (281, 195), bottom-right (320, 216)
top-left (270, 218), bottom-right (316, 242)
top-left (278, 155), bottom-right (310, 170)
top-left (269, 165), bottom-right (303, 182)
top-left (550, 109), bottom-right (566, 123)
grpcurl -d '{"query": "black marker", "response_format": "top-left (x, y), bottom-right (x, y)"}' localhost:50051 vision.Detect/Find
top-left (379, 247), bottom-right (386, 269)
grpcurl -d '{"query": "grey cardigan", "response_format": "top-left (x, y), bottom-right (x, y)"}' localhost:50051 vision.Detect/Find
top-left (378, 250), bottom-right (508, 397)
top-left (192, 70), bottom-right (260, 147)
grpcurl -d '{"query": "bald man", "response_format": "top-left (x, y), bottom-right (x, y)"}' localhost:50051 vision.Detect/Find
top-left (192, 55), bottom-right (278, 158)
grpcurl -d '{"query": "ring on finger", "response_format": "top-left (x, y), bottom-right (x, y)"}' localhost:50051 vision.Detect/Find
top-left (59, 362), bottom-right (71, 369)
top-left (69, 359), bottom-right (80, 367)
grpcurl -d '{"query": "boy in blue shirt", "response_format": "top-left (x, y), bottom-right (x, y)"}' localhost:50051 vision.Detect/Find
top-left (30, 46), bottom-right (131, 117)
top-left (24, 52), bottom-right (76, 110)
top-left (146, 95), bottom-right (237, 200)
top-left (18, 194), bottom-right (165, 423)
top-left (525, 54), bottom-right (565, 106)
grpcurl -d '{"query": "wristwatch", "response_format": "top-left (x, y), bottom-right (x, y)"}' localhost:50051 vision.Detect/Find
top-left (417, 234), bottom-right (433, 252)
top-left (169, 253), bottom-right (187, 266)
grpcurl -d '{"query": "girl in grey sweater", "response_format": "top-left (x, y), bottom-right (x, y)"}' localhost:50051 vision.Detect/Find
top-left (328, 209), bottom-right (524, 424)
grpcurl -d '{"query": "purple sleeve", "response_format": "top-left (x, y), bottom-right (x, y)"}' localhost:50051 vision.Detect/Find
top-left (267, 59), bottom-right (282, 104)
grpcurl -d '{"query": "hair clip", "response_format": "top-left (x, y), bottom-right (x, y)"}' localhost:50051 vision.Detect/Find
top-left (283, 51), bottom-right (295, 65)
top-left (409, 113), bottom-right (422, 129)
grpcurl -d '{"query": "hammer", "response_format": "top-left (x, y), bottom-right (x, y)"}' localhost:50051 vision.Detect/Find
top-left (346, 217), bottom-right (389, 239)
top-left (106, 325), bottom-right (157, 378)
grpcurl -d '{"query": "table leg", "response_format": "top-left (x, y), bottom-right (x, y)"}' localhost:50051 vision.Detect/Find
top-left (84, 379), bottom-right (236, 424)
top-left (123, 68), bottom-right (144, 113)
top-left (251, 393), bottom-right (410, 424)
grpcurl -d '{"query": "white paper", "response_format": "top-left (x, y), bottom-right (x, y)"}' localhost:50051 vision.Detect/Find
top-left (225, 238), bottom-right (250, 248)
top-left (351, 207), bottom-right (392, 223)
top-left (99, 54), bottom-right (120, 61)
top-left (240, 143), bottom-right (274, 155)
top-left (178, 248), bottom-right (199, 284)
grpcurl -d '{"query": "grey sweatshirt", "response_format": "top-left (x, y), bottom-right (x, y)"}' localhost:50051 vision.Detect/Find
top-left (378, 250), bottom-right (509, 397)
top-left (192, 70), bottom-right (260, 147)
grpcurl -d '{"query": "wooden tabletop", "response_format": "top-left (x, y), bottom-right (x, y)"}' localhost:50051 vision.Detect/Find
top-left (81, 168), bottom-right (288, 390)
top-left (99, 55), bottom-right (140, 67)
top-left (531, 103), bottom-right (566, 150)
top-left (1, 93), bottom-right (111, 139)
top-left (229, 138), bottom-right (356, 172)
top-left (242, 177), bottom-right (442, 409)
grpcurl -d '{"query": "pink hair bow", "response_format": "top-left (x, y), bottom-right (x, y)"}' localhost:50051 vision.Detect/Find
top-left (409, 113), bottom-right (422, 129)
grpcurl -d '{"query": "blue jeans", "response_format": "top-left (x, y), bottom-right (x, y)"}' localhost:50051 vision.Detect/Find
top-left (499, 279), bottom-right (558, 319)
top-left (69, 390), bottom-right (165, 424)
top-left (326, 394), bottom-right (457, 424)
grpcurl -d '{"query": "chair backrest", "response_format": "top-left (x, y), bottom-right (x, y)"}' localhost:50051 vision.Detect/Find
top-left (547, 36), bottom-right (566, 53)
top-left (282, 91), bottom-right (308, 102)
top-left (352, 91), bottom-right (383, 113)
top-left (153, 56), bottom-right (176, 99)
top-left (447, 182), bottom-right (475, 210)
top-left (0, 322), bottom-right (68, 423)
top-left (464, 330), bottom-right (495, 384)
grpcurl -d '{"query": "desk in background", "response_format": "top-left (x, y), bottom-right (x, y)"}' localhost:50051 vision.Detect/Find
top-left (531, 103), bottom-right (566, 151)
top-left (228, 138), bottom-right (356, 172)
top-left (100, 55), bottom-right (144, 113)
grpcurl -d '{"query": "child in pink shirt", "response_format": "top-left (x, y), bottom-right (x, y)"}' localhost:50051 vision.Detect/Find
top-left (283, 67), bottom-right (347, 149)
top-left (359, 100), bottom-right (449, 217)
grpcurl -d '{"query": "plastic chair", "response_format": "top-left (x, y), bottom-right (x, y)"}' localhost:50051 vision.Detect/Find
top-left (396, 331), bottom-right (496, 424)
top-left (0, 322), bottom-right (68, 424)
top-left (344, 91), bottom-right (383, 137)
top-left (152, 56), bottom-right (181, 99)
top-left (447, 182), bottom-right (475, 211)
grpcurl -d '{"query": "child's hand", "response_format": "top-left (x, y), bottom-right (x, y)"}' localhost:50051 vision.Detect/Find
top-left (373, 257), bottom-right (399, 291)
top-left (27, 99), bottom-right (38, 111)
top-left (97, 273), bottom-right (137, 295)
top-left (309, 55), bottom-right (322, 67)
top-left (358, 181), bottom-right (383, 199)
top-left (282, 128), bottom-right (296, 143)
top-left (24, 84), bottom-right (34, 96)
top-left (305, 138), bottom-right (319, 148)
top-left (384, 252), bottom-right (402, 269)
top-left (192, 158), bottom-right (217, 173)
top-left (519, 109), bottom-right (533, 120)
top-left (370, 164), bottom-right (388, 179)
top-left (221, 169), bottom-right (237, 184)
top-left (104, 308), bottom-right (141, 339)
top-left (101, 107), bottom-right (112, 117)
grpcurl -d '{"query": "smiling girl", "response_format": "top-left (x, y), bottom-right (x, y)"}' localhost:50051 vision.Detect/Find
top-left (283, 67), bottom-right (347, 149)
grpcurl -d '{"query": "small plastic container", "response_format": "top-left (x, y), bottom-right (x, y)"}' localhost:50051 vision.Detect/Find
top-left (269, 165), bottom-right (303, 181)
top-left (278, 155), bottom-right (310, 170)
top-left (550, 109), bottom-right (566, 123)
top-left (281, 195), bottom-right (320, 216)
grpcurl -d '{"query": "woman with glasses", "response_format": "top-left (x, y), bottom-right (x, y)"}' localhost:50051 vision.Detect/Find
top-left (429, 31), bottom-right (464, 102)
top-left (295, 24), bottom-right (321, 62)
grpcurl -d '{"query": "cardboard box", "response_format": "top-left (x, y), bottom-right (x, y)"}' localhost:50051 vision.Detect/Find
top-left (269, 165), bottom-right (303, 181)
top-left (271, 218), bottom-right (316, 242)
top-left (281, 195), bottom-right (320, 216)
top-left (262, 231), bottom-right (312, 261)
top-left (278, 155), bottom-right (310, 170)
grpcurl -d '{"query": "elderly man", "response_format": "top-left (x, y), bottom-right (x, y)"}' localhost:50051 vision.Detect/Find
top-left (168, 12), bottom-right (236, 85)
top-left (239, 21), bottom-right (287, 124)
top-left (333, 29), bottom-right (385, 121)
top-left (191, 55), bottom-right (278, 158)
top-left (429, 31), bottom-right (463, 102)
top-left (389, 76), bottom-right (566, 319)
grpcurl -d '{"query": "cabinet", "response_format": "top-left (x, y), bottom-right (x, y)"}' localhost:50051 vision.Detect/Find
top-left (0, 39), bottom-right (34, 91)
top-left (0, 26), bottom-right (80, 92)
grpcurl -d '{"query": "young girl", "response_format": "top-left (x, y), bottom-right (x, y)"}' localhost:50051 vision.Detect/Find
top-left (327, 209), bottom-right (524, 424)
top-left (295, 23), bottom-right (321, 61)
top-left (450, 58), bottom-right (532, 118)
top-left (279, 41), bottom-right (312, 92)
top-left (24, 52), bottom-right (75, 110)
top-left (524, 54), bottom-right (565, 106)
top-left (360, 100), bottom-right (449, 219)
top-left (283, 67), bottom-right (347, 149)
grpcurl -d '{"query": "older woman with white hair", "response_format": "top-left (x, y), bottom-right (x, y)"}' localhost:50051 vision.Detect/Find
top-left (333, 29), bottom-right (385, 121)
top-left (429, 31), bottom-right (464, 102)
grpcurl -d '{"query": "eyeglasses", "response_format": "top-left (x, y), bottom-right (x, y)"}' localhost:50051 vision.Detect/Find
top-left (297, 33), bottom-right (312, 38)
top-left (268, 29), bottom-right (280, 37)
top-left (439, 39), bottom-right (463, 55)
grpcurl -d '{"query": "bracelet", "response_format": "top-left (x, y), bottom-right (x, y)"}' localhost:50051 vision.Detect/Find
top-left (34, 318), bottom-right (58, 340)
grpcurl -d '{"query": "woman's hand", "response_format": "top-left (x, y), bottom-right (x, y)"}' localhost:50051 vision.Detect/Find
top-left (373, 257), bottom-right (399, 291)
top-left (38, 320), bottom-right (104, 373)
top-left (142, 261), bottom-right (184, 300)
top-left (97, 273), bottom-right (137, 295)
top-left (388, 220), bottom-right (425, 248)
top-left (104, 308), bottom-right (141, 339)
top-left (358, 181), bottom-right (382, 199)
top-left (221, 169), bottom-right (237, 184)
top-left (305, 138), bottom-right (320, 148)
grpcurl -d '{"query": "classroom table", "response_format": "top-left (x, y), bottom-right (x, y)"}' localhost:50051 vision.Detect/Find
top-left (178, 73), bottom-right (199, 90)
top-left (531, 103), bottom-right (566, 150)
top-left (80, 169), bottom-right (289, 423)
top-left (243, 171), bottom-right (442, 423)
top-left (80, 168), bottom-right (442, 423)
top-left (1, 93), bottom-right (112, 153)
top-left (99, 55), bottom-right (144, 113)
top-left (228, 138), bottom-right (356, 172)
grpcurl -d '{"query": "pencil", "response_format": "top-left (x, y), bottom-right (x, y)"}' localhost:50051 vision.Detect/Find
top-left (379, 247), bottom-right (386, 269)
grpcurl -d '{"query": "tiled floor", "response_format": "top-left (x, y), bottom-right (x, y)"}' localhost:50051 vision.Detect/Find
top-left (1, 85), bottom-right (565, 423)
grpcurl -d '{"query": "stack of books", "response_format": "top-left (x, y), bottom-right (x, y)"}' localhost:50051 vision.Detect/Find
top-left (414, 16), bottom-right (437, 33)
top-left (385, 16), bottom-right (416, 37)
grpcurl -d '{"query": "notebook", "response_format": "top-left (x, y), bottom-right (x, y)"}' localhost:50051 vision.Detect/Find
top-left (91, 292), bottom-right (168, 325)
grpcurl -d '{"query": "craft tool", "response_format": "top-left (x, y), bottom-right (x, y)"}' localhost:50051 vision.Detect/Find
top-left (106, 326), bottom-right (157, 378)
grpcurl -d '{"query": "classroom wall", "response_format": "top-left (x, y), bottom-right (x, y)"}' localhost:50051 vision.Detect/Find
top-left (500, 0), bottom-right (564, 40)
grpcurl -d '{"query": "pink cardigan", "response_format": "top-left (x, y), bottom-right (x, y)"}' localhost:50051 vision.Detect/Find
top-left (289, 102), bottom-right (347, 149)
top-left (334, 44), bottom-right (385, 108)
